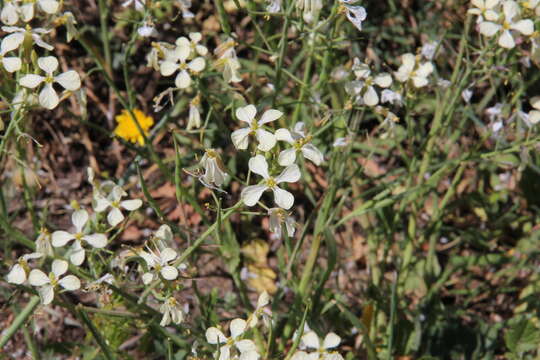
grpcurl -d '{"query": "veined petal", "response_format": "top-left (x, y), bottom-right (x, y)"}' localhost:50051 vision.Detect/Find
top-left (498, 30), bottom-right (515, 48)
top-left (83, 233), bottom-right (107, 248)
top-left (52, 231), bottom-right (75, 247)
top-left (278, 148), bottom-right (297, 166)
top-left (160, 60), bottom-right (178, 76)
top-left (479, 21), bottom-right (500, 37)
top-left (1, 32), bottom-right (24, 54)
top-left (275, 128), bottom-right (295, 144)
top-left (374, 73), bottom-right (392, 88)
top-left (272, 187), bottom-right (294, 209)
top-left (1, 4), bottom-right (19, 26)
top-left (2, 57), bottom-right (21, 73)
top-left (39, 84), bottom-right (60, 110)
top-left (58, 275), bottom-right (80, 290)
top-left (363, 86), bottom-right (379, 106)
top-left (70, 242), bottom-right (86, 266)
top-left (160, 266), bottom-right (178, 280)
top-left (38, 0), bottom-right (60, 14)
top-left (412, 76), bottom-right (429, 88)
top-left (236, 104), bottom-right (257, 124)
top-left (511, 20), bottom-right (534, 35)
top-left (301, 331), bottom-right (320, 349)
top-left (7, 264), bottom-right (26, 284)
top-left (415, 62), bottom-right (434, 77)
top-left (301, 144), bottom-right (324, 165)
top-left (188, 57), bottom-right (205, 72)
top-left (275, 164), bottom-right (300, 183)
top-left (93, 195), bottom-right (111, 212)
top-left (19, 74), bottom-right (45, 89)
top-left (72, 209), bottom-right (89, 233)
top-left (175, 69), bottom-right (192, 88)
top-left (255, 129), bottom-right (276, 152)
top-left (160, 247), bottom-right (177, 263)
top-left (258, 109), bottom-right (283, 125)
top-left (230, 318), bottom-right (247, 338)
top-left (231, 128), bottom-right (251, 150)
top-left (323, 332), bottom-right (341, 349)
top-left (38, 56), bottom-right (59, 74)
top-left (236, 339), bottom-right (257, 353)
top-left (241, 184), bottom-right (268, 207)
top-left (38, 285), bottom-right (55, 305)
top-left (32, 35), bottom-right (54, 51)
top-left (175, 37), bottom-right (191, 61)
top-left (206, 327), bottom-right (227, 344)
top-left (142, 272), bottom-right (154, 284)
top-left (52, 259), bottom-right (68, 277)
top-left (28, 269), bottom-right (50, 286)
top-left (400, 53), bottom-right (416, 73)
top-left (248, 154), bottom-right (270, 179)
top-left (107, 207), bottom-right (125, 227)
top-left (20, 3), bottom-right (34, 22)
top-left (120, 199), bottom-right (142, 211)
top-left (55, 70), bottom-right (81, 91)
top-left (503, 0), bottom-right (518, 21)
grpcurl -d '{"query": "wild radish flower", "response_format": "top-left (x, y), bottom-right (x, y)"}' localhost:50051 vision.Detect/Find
top-left (1, 25), bottom-right (53, 51)
top-left (421, 41), bottom-right (439, 60)
top-left (214, 38), bottom-right (242, 83)
top-left (268, 208), bottom-right (296, 238)
top-left (346, 58), bottom-right (392, 106)
top-left (122, 0), bottom-right (145, 10)
top-left (188, 95), bottom-right (202, 130)
top-left (160, 37), bottom-right (205, 88)
top-left (6, 253), bottom-right (42, 285)
top-left (206, 319), bottom-right (260, 360)
top-left (18, 0), bottom-right (60, 22)
top-left (297, 331), bottom-right (344, 360)
top-left (247, 291), bottom-right (271, 328)
top-left (242, 155), bottom-right (300, 210)
top-left (56, 11), bottom-right (78, 42)
top-left (381, 89), bottom-right (403, 105)
top-left (267, 0), bottom-right (282, 12)
top-left (51, 209), bottom-right (108, 266)
top-left (297, 0), bottom-right (322, 22)
top-left (160, 297), bottom-right (184, 326)
top-left (138, 22), bottom-right (158, 37)
top-left (468, 0), bottom-right (501, 22)
top-left (36, 227), bottom-right (53, 256)
top-left (188, 32), bottom-right (208, 57)
top-left (147, 41), bottom-right (176, 71)
top-left (200, 149), bottom-right (228, 187)
top-left (275, 123), bottom-right (324, 166)
top-left (231, 104), bottom-right (282, 151)
top-left (0, 46), bottom-right (21, 73)
top-left (28, 259), bottom-right (81, 305)
top-left (479, 0), bottom-right (534, 48)
top-left (339, 0), bottom-right (367, 31)
top-left (114, 108), bottom-right (154, 145)
top-left (394, 53), bottom-right (434, 88)
top-left (19, 56), bottom-right (81, 109)
top-left (139, 246), bottom-right (179, 284)
top-left (94, 185), bottom-right (142, 227)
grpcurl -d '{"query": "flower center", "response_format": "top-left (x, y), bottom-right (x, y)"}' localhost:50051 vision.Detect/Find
top-left (45, 76), bottom-right (54, 84)
top-left (266, 177), bottom-right (277, 188)
top-left (503, 21), bottom-right (511, 30)
top-left (179, 62), bottom-right (188, 70)
top-left (206, 149), bottom-right (217, 158)
top-left (250, 120), bottom-right (259, 132)
top-left (49, 273), bottom-right (58, 286)
top-left (111, 200), bottom-right (120, 208)
top-left (75, 232), bottom-right (84, 241)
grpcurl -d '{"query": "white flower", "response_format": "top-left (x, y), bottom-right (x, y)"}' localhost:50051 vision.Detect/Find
top-left (297, 0), bottom-right (322, 22)
top-left (519, 96), bottom-right (540, 126)
top-left (6, 253), bottom-right (42, 284)
top-left (188, 32), bottom-right (208, 56)
top-left (380, 89), bottom-right (402, 105)
top-left (206, 319), bottom-right (260, 360)
top-left (138, 22), bottom-right (158, 37)
top-left (275, 122), bottom-right (324, 166)
top-left (18, 0), bottom-right (59, 22)
top-left (268, 208), bottom-right (296, 239)
top-left (247, 291), bottom-right (271, 327)
top-left (214, 38), bottom-right (242, 83)
top-left (394, 53), bottom-right (434, 88)
top-left (479, 0), bottom-right (534, 49)
top-left (160, 37), bottom-right (205, 88)
top-left (36, 227), bottom-right (53, 256)
top-left (19, 56), bottom-right (81, 109)
top-left (241, 155), bottom-right (300, 210)
top-left (1, 25), bottom-right (53, 51)
top-left (51, 209), bottom-right (108, 266)
top-left (231, 104), bottom-right (282, 151)
top-left (188, 95), bottom-right (202, 130)
top-left (267, 0), bottom-right (281, 12)
top-left (462, 88), bottom-right (473, 103)
top-left (200, 149), bottom-right (228, 187)
top-left (421, 41), bottom-right (439, 60)
top-left (146, 41), bottom-right (176, 71)
top-left (298, 331), bottom-right (344, 360)
top-left (178, 0), bottom-right (194, 18)
top-left (340, 1), bottom-right (367, 31)
top-left (468, 0), bottom-right (500, 22)
top-left (160, 297), bottom-right (184, 326)
top-left (28, 259), bottom-right (81, 305)
top-left (138, 246), bottom-right (179, 284)
top-left (94, 185), bottom-right (143, 227)
top-left (346, 58), bottom-right (392, 106)
top-left (122, 0), bottom-right (145, 10)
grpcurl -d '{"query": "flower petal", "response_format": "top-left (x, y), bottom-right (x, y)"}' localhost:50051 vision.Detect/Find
top-left (19, 74), bottom-right (45, 89)
top-left (175, 69), bottom-right (192, 88)
top-left (498, 30), bottom-right (515, 49)
top-left (7, 264), bottom-right (26, 284)
top-left (160, 248), bottom-right (178, 263)
top-left (83, 233), bottom-right (107, 248)
top-left (38, 56), bottom-right (59, 74)
top-left (272, 187), bottom-right (295, 209)
top-left (301, 144), bottom-right (324, 165)
top-left (28, 269), bottom-right (50, 286)
top-left (142, 272), bottom-right (154, 284)
top-left (255, 129), bottom-right (276, 152)
top-left (120, 199), bottom-right (142, 211)
top-left (58, 275), bottom-right (80, 290)
top-left (38, 285), bottom-right (55, 305)
top-left (278, 148), bottom-right (297, 166)
top-left (72, 209), bottom-right (89, 233)
top-left (479, 21), bottom-right (500, 37)
top-left (248, 155), bottom-right (270, 179)
top-left (241, 184), bottom-right (268, 207)
top-left (52, 231), bottom-right (75, 247)
top-left (511, 20), bottom-right (534, 35)
top-left (363, 86), bottom-right (379, 106)
top-left (2, 57), bottom-right (21, 72)
top-left (236, 104), bottom-right (257, 124)
top-left (160, 266), bottom-right (179, 280)
top-left (39, 84), bottom-right (60, 109)
top-left (230, 318), bottom-right (247, 338)
top-left (231, 127), bottom-right (251, 150)
top-left (160, 60), bottom-right (178, 76)
top-left (55, 70), bottom-right (81, 91)
top-left (188, 57), bottom-right (205, 72)
top-left (275, 164), bottom-right (300, 183)
top-left (301, 331), bottom-right (320, 349)
top-left (70, 242), bottom-right (86, 266)
top-left (206, 327), bottom-right (227, 344)
top-left (323, 332), bottom-right (341, 349)
top-left (258, 109), bottom-right (283, 125)
top-left (275, 128), bottom-right (295, 143)
top-left (107, 207), bottom-right (125, 227)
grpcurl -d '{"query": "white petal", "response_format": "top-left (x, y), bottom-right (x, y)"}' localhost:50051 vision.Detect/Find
top-left (363, 86), bottom-right (379, 106)
top-left (511, 20), bottom-right (534, 35)
top-left (415, 62), bottom-right (434, 78)
top-left (479, 22), bottom-right (501, 37)
top-left (278, 148), bottom-right (297, 166)
top-left (503, 0), bottom-right (518, 21)
top-left (301, 144), bottom-right (324, 165)
top-left (39, 84), bottom-right (60, 110)
top-left (412, 76), bottom-right (429, 88)
top-left (231, 128), bottom-right (251, 150)
top-left (188, 57), bottom-right (205, 72)
top-left (175, 37), bottom-right (191, 61)
top-left (55, 70), bottom-right (81, 90)
top-left (120, 199), bottom-right (142, 211)
top-left (189, 32), bottom-right (202, 42)
top-left (38, 285), bottom-right (55, 305)
top-left (230, 318), bottom-right (247, 338)
top-left (257, 291), bottom-right (270, 308)
top-left (2, 57), bottom-right (21, 73)
top-left (272, 187), bottom-right (295, 209)
top-left (28, 269), bottom-right (50, 286)
top-left (160, 248), bottom-right (177, 263)
top-left (275, 128), bottom-right (295, 143)
top-left (52, 231), bottom-right (75, 247)
top-left (206, 327), bottom-right (227, 344)
top-left (70, 243), bottom-right (85, 266)
top-left (236, 104), bottom-right (257, 124)
top-left (1, 32), bottom-right (24, 54)
top-left (38, 56), bottom-right (59, 74)
top-left (400, 53), bottom-right (416, 73)
top-left (1, 4), bottom-right (19, 26)
top-left (241, 184), bottom-right (268, 207)
top-left (93, 196), bottom-right (111, 212)
top-left (58, 275), bottom-right (80, 290)
top-left (38, 0), bottom-right (60, 13)
top-left (275, 164), bottom-right (300, 183)
top-left (72, 209), bottom-right (89, 232)
top-left (160, 266), bottom-right (178, 280)
top-left (160, 60), bottom-right (178, 76)
top-left (248, 154), bottom-right (270, 179)
top-left (255, 129), bottom-right (276, 152)
top-left (83, 233), bottom-right (107, 248)
top-left (175, 70), bottom-right (191, 88)
top-left (107, 207), bottom-right (124, 227)
top-left (236, 339), bottom-right (257, 353)
top-left (498, 30), bottom-right (515, 49)
top-left (20, 3), bottom-right (34, 22)
top-left (374, 73), bottom-right (392, 88)
top-left (285, 216), bottom-right (296, 236)
top-left (142, 272), bottom-right (154, 284)
top-left (323, 332), bottom-right (341, 349)
top-left (301, 331), bottom-right (320, 349)
top-left (19, 74), bottom-right (45, 89)
top-left (52, 259), bottom-right (68, 277)
top-left (33, 35), bottom-right (54, 51)
top-left (258, 109), bottom-right (283, 125)
top-left (529, 110), bottom-right (540, 124)
top-left (7, 264), bottom-right (26, 284)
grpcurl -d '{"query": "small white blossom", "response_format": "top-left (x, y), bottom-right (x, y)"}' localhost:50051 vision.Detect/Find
top-left (339, 1), bottom-right (367, 31)
top-left (247, 291), bottom-right (271, 328)
top-left (346, 58), bottom-right (392, 106)
top-left (275, 122), bottom-right (324, 166)
top-left (267, 0), bottom-right (281, 13)
top-left (231, 104), bottom-right (282, 151)
top-left (94, 185), bottom-right (143, 227)
top-left (206, 319), bottom-right (260, 360)
top-left (6, 253), bottom-right (42, 284)
top-left (1, 25), bottom-right (53, 51)
top-left (462, 88), bottom-right (473, 103)
top-left (395, 53), bottom-right (434, 88)
top-left (214, 38), bottom-right (242, 83)
top-left (268, 208), bottom-right (295, 239)
top-left (19, 56), bottom-right (81, 109)
top-left (138, 246), bottom-right (179, 284)
top-left (241, 155), bottom-right (301, 210)
top-left (200, 149), bottom-right (228, 187)
top-left (421, 41), bottom-right (439, 60)
top-left (188, 32), bottom-right (208, 57)
top-left (380, 89), bottom-right (402, 105)
top-left (160, 297), bottom-right (184, 326)
top-left (295, 331), bottom-right (344, 360)
top-left (36, 227), bottom-right (53, 256)
top-left (518, 96), bottom-right (540, 126)
top-left (122, 0), bottom-right (145, 10)
top-left (178, 0), bottom-right (194, 18)
top-left (51, 209), bottom-right (108, 266)
top-left (28, 259), bottom-right (81, 305)
top-left (188, 94), bottom-right (202, 130)
top-left (468, 0), bottom-right (500, 22)
top-left (138, 22), bottom-right (158, 37)
top-left (18, 0), bottom-right (60, 22)
top-left (297, 0), bottom-right (322, 22)
top-left (160, 37), bottom-right (206, 88)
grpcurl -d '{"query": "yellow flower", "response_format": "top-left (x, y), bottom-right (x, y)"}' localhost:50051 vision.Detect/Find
top-left (114, 109), bottom-right (154, 145)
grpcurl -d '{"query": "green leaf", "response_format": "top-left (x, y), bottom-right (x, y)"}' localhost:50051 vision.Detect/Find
top-left (505, 317), bottom-right (540, 355)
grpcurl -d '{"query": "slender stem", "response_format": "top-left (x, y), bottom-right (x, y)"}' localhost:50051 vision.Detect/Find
top-left (0, 296), bottom-right (40, 348)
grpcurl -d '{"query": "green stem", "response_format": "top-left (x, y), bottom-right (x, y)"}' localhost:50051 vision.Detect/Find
top-left (0, 296), bottom-right (40, 348)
